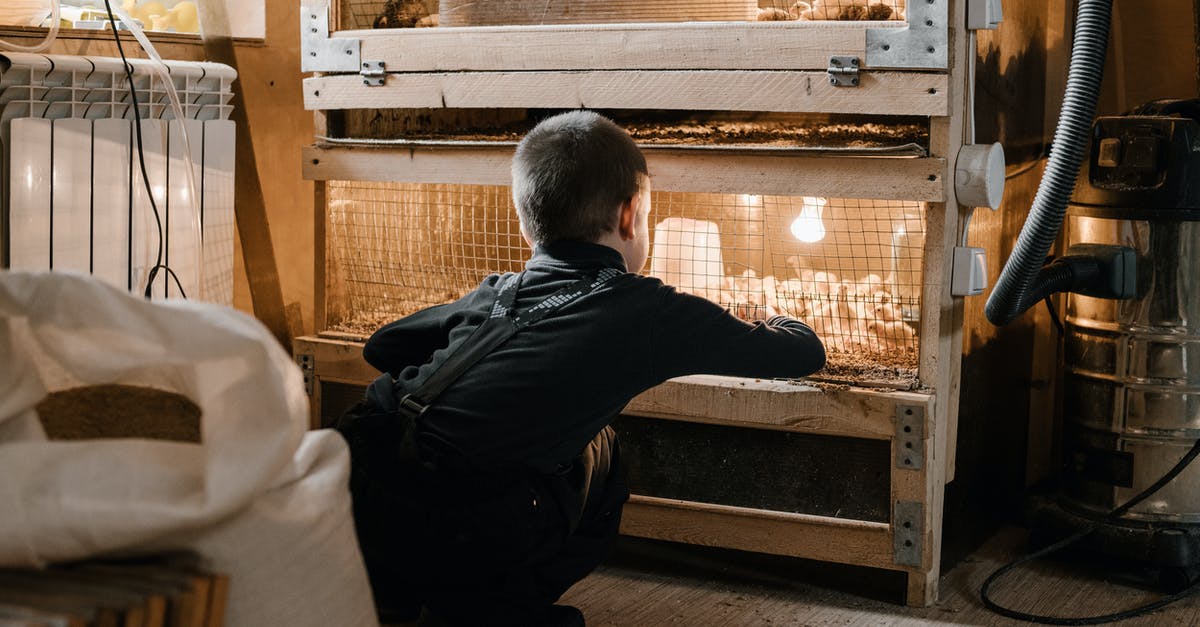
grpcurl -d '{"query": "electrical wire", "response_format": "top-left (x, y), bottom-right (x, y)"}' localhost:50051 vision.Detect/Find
top-left (1043, 294), bottom-right (1064, 335)
top-left (981, 437), bottom-right (1200, 624)
top-left (102, 0), bottom-right (186, 299)
top-left (0, 0), bottom-right (61, 53)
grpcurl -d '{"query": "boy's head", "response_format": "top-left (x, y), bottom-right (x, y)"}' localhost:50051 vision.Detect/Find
top-left (512, 111), bottom-right (651, 269)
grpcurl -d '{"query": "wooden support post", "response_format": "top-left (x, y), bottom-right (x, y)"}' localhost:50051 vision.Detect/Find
top-left (198, 0), bottom-right (292, 348)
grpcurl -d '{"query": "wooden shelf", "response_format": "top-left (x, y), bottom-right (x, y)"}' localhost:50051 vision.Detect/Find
top-left (302, 142), bottom-right (946, 201)
top-left (622, 495), bottom-right (895, 569)
top-left (342, 21), bottom-right (902, 73)
top-left (627, 375), bottom-right (931, 441)
top-left (304, 69), bottom-right (948, 117)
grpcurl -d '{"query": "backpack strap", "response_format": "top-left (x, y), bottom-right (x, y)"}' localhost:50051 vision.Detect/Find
top-left (395, 267), bottom-right (622, 420)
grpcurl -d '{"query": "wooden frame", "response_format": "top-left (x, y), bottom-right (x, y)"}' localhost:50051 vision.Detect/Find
top-left (304, 144), bottom-right (946, 201)
top-left (295, 331), bottom-right (947, 604)
top-left (304, 70), bottom-right (948, 116)
top-left (344, 21), bottom-right (896, 72)
top-left (297, 0), bottom-right (971, 608)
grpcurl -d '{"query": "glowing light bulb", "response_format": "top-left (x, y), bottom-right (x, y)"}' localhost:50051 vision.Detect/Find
top-left (790, 196), bottom-right (827, 243)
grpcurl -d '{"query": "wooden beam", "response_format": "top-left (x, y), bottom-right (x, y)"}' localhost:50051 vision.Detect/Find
top-left (620, 495), bottom-right (896, 570)
top-left (302, 144), bottom-right (946, 201)
top-left (343, 21), bottom-right (887, 72)
top-left (303, 70), bottom-right (949, 116)
top-left (199, 0), bottom-right (292, 348)
top-left (626, 375), bottom-right (933, 441)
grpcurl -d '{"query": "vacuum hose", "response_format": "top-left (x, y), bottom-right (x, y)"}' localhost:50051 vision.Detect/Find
top-left (984, 0), bottom-right (1114, 326)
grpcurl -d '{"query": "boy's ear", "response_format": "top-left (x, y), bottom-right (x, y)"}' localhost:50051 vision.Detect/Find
top-left (617, 197), bottom-right (637, 241)
top-left (519, 221), bottom-right (535, 249)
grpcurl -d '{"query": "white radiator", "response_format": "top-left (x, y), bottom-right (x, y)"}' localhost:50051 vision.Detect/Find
top-left (0, 52), bottom-right (236, 305)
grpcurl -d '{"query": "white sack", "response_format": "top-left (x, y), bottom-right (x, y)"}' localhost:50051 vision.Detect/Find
top-left (0, 271), bottom-right (376, 627)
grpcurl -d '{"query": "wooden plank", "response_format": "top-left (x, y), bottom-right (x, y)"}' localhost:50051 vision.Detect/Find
top-left (302, 144), bottom-right (947, 201)
top-left (314, 180), bottom-right (328, 333)
top-left (438, 0), bottom-right (758, 27)
top-left (296, 336), bottom-right (933, 441)
top-left (620, 495), bottom-right (896, 570)
top-left (626, 375), bottom-right (932, 441)
top-left (903, 0), bottom-right (968, 608)
top-left (346, 21), bottom-right (882, 72)
top-left (303, 71), bottom-right (949, 116)
top-left (199, 0), bottom-right (293, 348)
top-left (295, 336), bottom-right (378, 383)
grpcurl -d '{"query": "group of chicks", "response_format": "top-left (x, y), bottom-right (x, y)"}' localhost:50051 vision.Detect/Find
top-left (705, 258), bottom-right (917, 354)
top-left (121, 0), bottom-right (199, 33)
top-left (758, 0), bottom-right (905, 21)
top-left (372, 0), bottom-right (438, 28)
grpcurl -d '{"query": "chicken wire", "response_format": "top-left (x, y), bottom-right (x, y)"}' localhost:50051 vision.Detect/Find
top-left (326, 182), bottom-right (924, 368)
top-left (338, 0), bottom-right (906, 30)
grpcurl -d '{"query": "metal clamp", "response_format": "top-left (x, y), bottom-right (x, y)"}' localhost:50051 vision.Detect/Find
top-left (866, 0), bottom-right (948, 70)
top-left (296, 352), bottom-right (315, 396)
top-left (896, 404), bottom-right (925, 470)
top-left (360, 60), bottom-right (386, 86)
top-left (827, 56), bottom-right (861, 87)
top-left (301, 0), bottom-right (361, 73)
top-left (893, 501), bottom-right (924, 567)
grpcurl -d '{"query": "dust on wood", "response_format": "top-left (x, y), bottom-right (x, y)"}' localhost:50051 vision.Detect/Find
top-left (339, 110), bottom-right (929, 151)
top-left (36, 384), bottom-right (202, 443)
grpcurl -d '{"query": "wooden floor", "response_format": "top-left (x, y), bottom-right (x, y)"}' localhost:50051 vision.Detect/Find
top-left (560, 527), bottom-right (1200, 626)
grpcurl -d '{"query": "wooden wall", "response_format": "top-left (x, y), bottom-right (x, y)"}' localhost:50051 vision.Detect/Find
top-left (223, 2), bottom-right (315, 337)
top-left (951, 0), bottom-right (1200, 569)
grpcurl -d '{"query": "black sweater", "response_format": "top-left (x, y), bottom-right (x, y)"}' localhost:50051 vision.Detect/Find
top-left (364, 240), bottom-right (826, 471)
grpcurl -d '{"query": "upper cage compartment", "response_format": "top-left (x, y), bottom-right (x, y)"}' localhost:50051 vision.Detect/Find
top-left (339, 0), bottom-right (908, 30)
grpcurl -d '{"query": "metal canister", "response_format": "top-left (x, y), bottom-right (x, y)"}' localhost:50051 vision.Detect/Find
top-left (1063, 101), bottom-right (1200, 525)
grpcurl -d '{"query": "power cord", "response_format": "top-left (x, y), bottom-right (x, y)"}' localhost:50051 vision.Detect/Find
top-left (103, 0), bottom-right (187, 300)
top-left (981, 437), bottom-right (1200, 624)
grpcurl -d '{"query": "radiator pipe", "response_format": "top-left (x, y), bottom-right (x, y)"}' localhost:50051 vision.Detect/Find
top-left (984, 0), bottom-right (1114, 326)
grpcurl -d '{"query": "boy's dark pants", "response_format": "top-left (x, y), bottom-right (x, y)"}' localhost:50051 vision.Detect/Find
top-left (337, 403), bottom-right (629, 626)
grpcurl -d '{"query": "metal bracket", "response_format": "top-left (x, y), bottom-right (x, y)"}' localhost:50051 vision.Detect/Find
top-left (360, 60), bottom-right (386, 86)
top-left (866, 0), bottom-right (948, 70)
top-left (297, 352), bottom-right (315, 397)
top-left (827, 56), bottom-right (860, 87)
top-left (301, 0), bottom-right (361, 73)
top-left (893, 501), bottom-right (924, 567)
top-left (896, 404), bottom-right (925, 470)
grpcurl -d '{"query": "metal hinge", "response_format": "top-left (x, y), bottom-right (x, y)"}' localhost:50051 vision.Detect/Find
top-left (893, 501), bottom-right (924, 567)
top-left (296, 352), bottom-right (315, 397)
top-left (827, 56), bottom-right (860, 87)
top-left (360, 60), bottom-right (386, 86)
top-left (896, 404), bottom-right (925, 470)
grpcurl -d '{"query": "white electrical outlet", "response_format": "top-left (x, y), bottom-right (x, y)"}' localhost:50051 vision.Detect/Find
top-left (952, 246), bottom-right (988, 296)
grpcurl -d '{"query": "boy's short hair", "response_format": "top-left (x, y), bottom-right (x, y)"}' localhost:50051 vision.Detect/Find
top-left (511, 111), bottom-right (648, 244)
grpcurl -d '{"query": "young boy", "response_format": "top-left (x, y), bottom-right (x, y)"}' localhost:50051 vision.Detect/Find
top-left (339, 111), bottom-right (825, 627)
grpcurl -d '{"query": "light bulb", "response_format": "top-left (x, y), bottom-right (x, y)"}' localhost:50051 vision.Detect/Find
top-left (790, 196), bottom-right (827, 243)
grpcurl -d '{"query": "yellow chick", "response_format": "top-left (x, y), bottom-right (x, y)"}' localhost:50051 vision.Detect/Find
top-left (134, 1), bottom-right (167, 25)
top-left (169, 1), bottom-right (199, 33)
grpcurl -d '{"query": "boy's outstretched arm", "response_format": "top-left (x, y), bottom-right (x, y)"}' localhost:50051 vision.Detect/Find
top-left (649, 286), bottom-right (826, 382)
top-left (362, 303), bottom-right (460, 375)
top-left (362, 274), bottom-right (508, 374)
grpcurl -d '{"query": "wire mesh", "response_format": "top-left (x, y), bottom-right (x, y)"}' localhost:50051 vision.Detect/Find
top-left (326, 182), bottom-right (925, 368)
top-left (338, 0), bottom-right (906, 30)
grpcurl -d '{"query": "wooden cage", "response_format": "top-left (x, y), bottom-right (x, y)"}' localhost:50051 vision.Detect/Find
top-left (293, 0), bottom-right (1014, 606)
